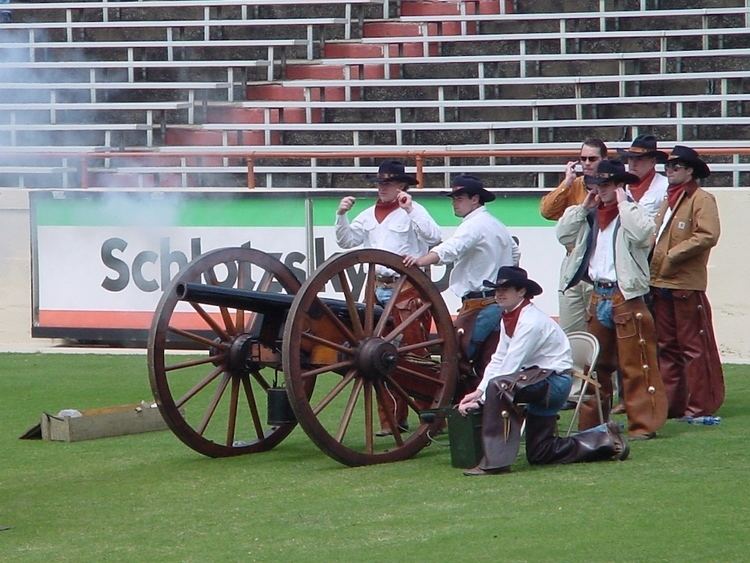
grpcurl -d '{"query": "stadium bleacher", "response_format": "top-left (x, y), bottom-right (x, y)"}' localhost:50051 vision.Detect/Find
top-left (0, 0), bottom-right (748, 189)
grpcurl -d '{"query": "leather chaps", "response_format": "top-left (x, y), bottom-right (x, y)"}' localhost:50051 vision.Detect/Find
top-left (650, 288), bottom-right (725, 418)
top-left (478, 371), bottom-right (623, 471)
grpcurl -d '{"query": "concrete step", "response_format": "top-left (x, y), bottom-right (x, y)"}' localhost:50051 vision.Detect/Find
top-left (285, 62), bottom-right (394, 80)
top-left (400, 0), bottom-right (509, 16)
top-left (246, 83), bottom-right (354, 102)
top-left (205, 104), bottom-right (320, 124)
top-left (323, 39), bottom-right (437, 58)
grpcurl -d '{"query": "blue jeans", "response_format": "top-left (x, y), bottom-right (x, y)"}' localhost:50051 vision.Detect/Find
top-left (524, 372), bottom-right (573, 417)
top-left (467, 303), bottom-right (501, 359)
top-left (375, 286), bottom-right (393, 305)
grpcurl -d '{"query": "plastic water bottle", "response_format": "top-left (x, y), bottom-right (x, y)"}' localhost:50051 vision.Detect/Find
top-left (687, 415), bottom-right (721, 426)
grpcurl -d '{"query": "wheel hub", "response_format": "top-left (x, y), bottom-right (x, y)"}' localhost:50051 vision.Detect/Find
top-left (355, 337), bottom-right (399, 380)
top-left (226, 333), bottom-right (256, 377)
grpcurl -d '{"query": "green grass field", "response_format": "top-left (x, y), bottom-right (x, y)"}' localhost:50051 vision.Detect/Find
top-left (1, 353), bottom-right (747, 562)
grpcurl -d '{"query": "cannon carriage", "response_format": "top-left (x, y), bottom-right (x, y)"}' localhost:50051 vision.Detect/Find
top-left (147, 247), bottom-right (461, 466)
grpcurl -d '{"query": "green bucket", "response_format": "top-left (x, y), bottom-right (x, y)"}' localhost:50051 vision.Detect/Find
top-left (447, 409), bottom-right (483, 468)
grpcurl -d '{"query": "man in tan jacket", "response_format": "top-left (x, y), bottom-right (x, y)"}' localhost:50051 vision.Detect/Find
top-left (650, 145), bottom-right (724, 420)
top-left (540, 138), bottom-right (607, 334)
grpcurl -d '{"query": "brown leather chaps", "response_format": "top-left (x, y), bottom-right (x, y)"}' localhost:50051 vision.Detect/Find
top-left (478, 374), bottom-right (622, 471)
top-left (582, 289), bottom-right (667, 437)
top-left (650, 288), bottom-right (725, 418)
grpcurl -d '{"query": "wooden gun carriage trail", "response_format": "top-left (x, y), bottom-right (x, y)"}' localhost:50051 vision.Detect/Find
top-left (148, 246), bottom-right (460, 466)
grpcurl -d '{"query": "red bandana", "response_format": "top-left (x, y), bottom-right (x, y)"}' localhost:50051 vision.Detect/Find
top-left (502, 298), bottom-right (531, 338)
top-left (627, 168), bottom-right (656, 202)
top-left (667, 181), bottom-right (690, 210)
top-left (374, 199), bottom-right (399, 223)
top-left (597, 202), bottom-right (619, 231)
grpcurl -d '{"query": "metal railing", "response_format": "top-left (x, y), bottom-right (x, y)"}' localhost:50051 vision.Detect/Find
top-left (2, 146), bottom-right (749, 189)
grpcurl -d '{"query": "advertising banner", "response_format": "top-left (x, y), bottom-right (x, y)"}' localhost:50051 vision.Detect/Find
top-left (30, 190), bottom-right (561, 342)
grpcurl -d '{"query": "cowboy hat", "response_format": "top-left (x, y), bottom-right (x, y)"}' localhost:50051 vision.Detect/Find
top-left (588, 159), bottom-right (640, 186)
top-left (666, 145), bottom-right (711, 179)
top-left (444, 174), bottom-right (495, 203)
top-left (617, 134), bottom-right (668, 163)
top-left (366, 159), bottom-right (418, 186)
top-left (483, 266), bottom-right (543, 297)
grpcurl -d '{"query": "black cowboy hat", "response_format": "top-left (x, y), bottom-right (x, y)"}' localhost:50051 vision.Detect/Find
top-left (667, 145), bottom-right (711, 179)
top-left (444, 174), bottom-right (496, 203)
top-left (588, 159), bottom-right (640, 186)
top-left (617, 134), bottom-right (668, 163)
top-left (366, 159), bottom-right (418, 186)
top-left (483, 266), bottom-right (543, 297)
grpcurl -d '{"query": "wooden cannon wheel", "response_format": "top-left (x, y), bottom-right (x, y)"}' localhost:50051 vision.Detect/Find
top-left (148, 247), bottom-right (301, 457)
top-left (282, 249), bottom-right (459, 466)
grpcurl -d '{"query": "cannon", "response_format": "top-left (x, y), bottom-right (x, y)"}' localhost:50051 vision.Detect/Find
top-left (147, 247), bottom-right (460, 466)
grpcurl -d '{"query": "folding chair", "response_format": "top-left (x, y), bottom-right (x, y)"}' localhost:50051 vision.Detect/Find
top-left (565, 331), bottom-right (605, 436)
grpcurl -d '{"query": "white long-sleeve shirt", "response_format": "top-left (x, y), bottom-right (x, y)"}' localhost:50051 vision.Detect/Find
top-left (627, 172), bottom-right (667, 219)
top-left (335, 201), bottom-right (442, 257)
top-left (430, 206), bottom-right (520, 298)
top-left (477, 302), bottom-right (573, 396)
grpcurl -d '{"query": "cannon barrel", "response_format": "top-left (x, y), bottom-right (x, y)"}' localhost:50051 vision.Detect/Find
top-left (176, 282), bottom-right (382, 321)
top-left (177, 282), bottom-right (295, 317)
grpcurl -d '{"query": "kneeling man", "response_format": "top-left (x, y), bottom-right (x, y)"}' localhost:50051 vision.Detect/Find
top-left (458, 266), bottom-right (629, 476)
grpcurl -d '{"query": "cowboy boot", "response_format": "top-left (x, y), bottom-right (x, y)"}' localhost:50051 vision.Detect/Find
top-left (525, 415), bottom-right (629, 465)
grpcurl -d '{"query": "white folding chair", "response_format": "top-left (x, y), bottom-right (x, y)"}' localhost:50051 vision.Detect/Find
top-left (565, 331), bottom-right (605, 437)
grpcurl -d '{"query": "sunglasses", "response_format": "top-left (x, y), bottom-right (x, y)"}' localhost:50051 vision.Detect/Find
top-left (665, 162), bottom-right (687, 171)
top-left (579, 156), bottom-right (600, 163)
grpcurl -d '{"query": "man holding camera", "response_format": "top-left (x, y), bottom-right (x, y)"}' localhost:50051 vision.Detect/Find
top-left (557, 159), bottom-right (668, 440)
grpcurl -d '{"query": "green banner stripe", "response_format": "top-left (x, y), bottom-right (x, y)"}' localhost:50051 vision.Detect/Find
top-left (33, 193), bottom-right (552, 227)
top-left (34, 196), bottom-right (307, 227)
top-left (313, 195), bottom-right (553, 227)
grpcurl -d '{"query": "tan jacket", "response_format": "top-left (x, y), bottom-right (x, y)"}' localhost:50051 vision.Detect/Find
top-left (540, 175), bottom-right (588, 221)
top-left (650, 182), bottom-right (720, 291)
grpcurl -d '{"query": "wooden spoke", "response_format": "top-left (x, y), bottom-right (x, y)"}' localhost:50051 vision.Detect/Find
top-left (363, 266), bottom-right (377, 335)
top-left (374, 380), bottom-right (404, 446)
top-left (311, 297), bottom-right (358, 345)
top-left (397, 338), bottom-right (445, 354)
top-left (168, 326), bottom-right (229, 350)
top-left (301, 331), bottom-right (355, 356)
top-left (205, 267), bottom-right (237, 336)
top-left (226, 376), bottom-right (240, 446)
top-left (394, 363), bottom-right (447, 387)
top-left (240, 373), bottom-right (266, 440)
top-left (190, 301), bottom-right (230, 340)
top-left (364, 381), bottom-right (374, 454)
top-left (373, 275), bottom-right (407, 337)
top-left (334, 377), bottom-right (363, 443)
top-left (312, 369), bottom-right (356, 416)
top-left (235, 309), bottom-right (245, 334)
top-left (175, 364), bottom-right (225, 409)
top-left (197, 372), bottom-right (231, 436)
top-left (243, 269), bottom-right (278, 333)
top-left (165, 353), bottom-right (226, 372)
top-left (337, 270), bottom-right (365, 340)
top-left (250, 369), bottom-right (272, 391)
top-left (383, 374), bottom-right (427, 415)
top-left (383, 301), bottom-right (432, 343)
top-left (300, 359), bottom-right (354, 380)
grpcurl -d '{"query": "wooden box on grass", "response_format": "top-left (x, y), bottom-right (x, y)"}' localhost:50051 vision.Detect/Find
top-left (40, 402), bottom-right (170, 442)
